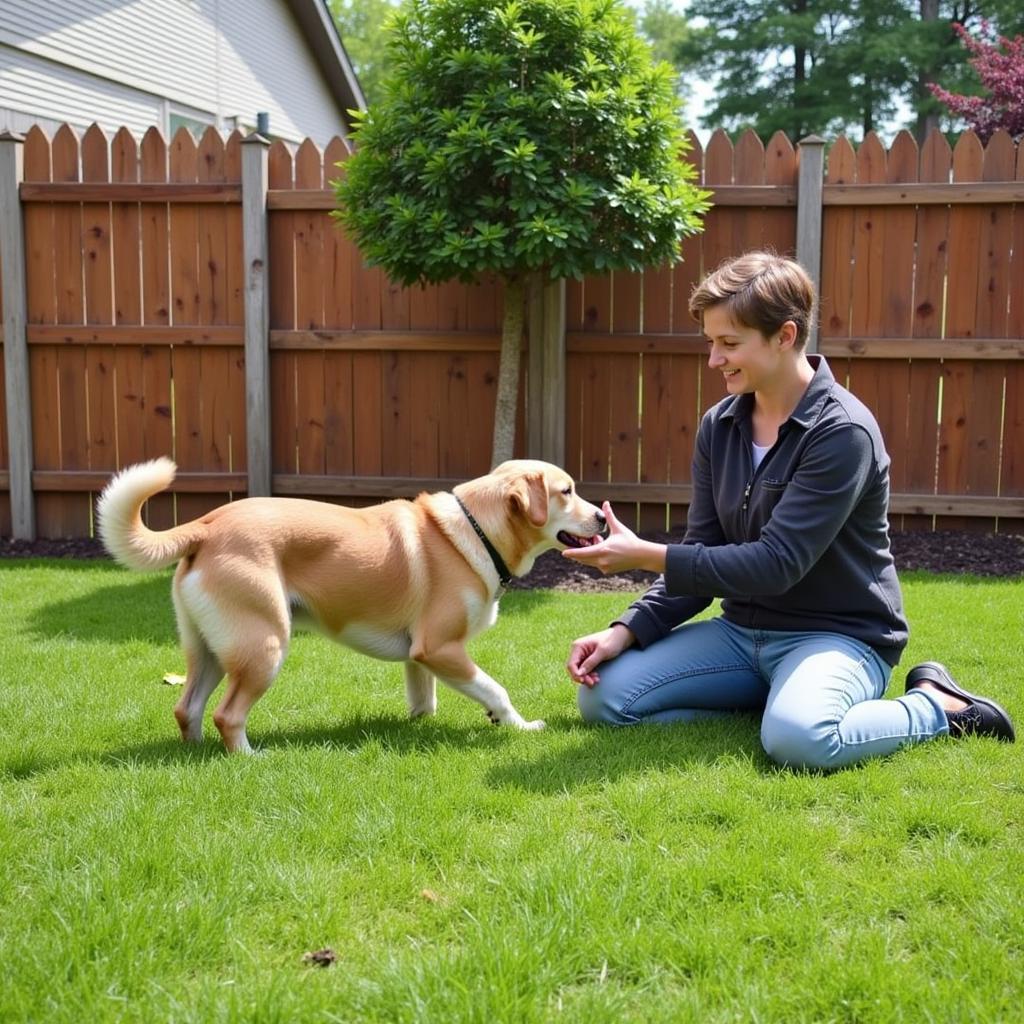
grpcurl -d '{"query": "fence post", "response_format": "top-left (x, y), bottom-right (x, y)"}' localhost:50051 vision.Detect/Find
top-left (796, 134), bottom-right (825, 353)
top-left (527, 274), bottom-right (565, 466)
top-left (0, 130), bottom-right (35, 540)
top-left (241, 132), bottom-right (271, 497)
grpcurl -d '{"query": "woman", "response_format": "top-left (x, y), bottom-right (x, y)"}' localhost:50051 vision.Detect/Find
top-left (564, 251), bottom-right (1014, 769)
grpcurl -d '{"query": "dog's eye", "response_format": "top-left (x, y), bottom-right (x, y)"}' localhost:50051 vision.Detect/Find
top-left (561, 486), bottom-right (572, 496)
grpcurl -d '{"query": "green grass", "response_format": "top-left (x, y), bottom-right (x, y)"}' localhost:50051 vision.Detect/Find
top-left (1, 561), bottom-right (1021, 1023)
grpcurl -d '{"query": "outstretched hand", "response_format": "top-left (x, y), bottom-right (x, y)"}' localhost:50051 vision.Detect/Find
top-left (561, 502), bottom-right (667, 576)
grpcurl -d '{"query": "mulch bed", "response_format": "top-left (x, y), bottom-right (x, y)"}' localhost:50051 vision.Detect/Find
top-left (508, 528), bottom-right (1024, 593)
top-left (3, 529), bottom-right (1022, 593)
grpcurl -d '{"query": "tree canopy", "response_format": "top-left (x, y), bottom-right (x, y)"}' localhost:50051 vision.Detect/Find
top-left (929, 22), bottom-right (1024, 141)
top-left (334, 0), bottom-right (707, 286)
top-left (328, 0), bottom-right (400, 106)
top-left (667, 0), bottom-right (1024, 141)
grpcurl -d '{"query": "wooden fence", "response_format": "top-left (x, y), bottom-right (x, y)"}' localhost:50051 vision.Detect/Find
top-left (1, 122), bottom-right (1022, 540)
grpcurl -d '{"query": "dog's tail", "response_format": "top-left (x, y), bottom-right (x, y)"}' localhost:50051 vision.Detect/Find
top-left (96, 458), bottom-right (207, 571)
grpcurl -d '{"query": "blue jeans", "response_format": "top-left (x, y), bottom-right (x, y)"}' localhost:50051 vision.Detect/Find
top-left (577, 617), bottom-right (950, 770)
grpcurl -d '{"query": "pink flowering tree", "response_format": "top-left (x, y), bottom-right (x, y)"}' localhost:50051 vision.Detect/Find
top-left (928, 22), bottom-right (1024, 142)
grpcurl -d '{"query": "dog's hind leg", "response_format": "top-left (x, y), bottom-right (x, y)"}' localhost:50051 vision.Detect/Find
top-left (211, 624), bottom-right (288, 754)
top-left (174, 641), bottom-right (224, 743)
top-left (404, 661), bottom-right (436, 718)
top-left (171, 582), bottom-right (224, 743)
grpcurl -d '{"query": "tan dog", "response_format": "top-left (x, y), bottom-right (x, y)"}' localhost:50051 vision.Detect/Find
top-left (97, 458), bottom-right (605, 753)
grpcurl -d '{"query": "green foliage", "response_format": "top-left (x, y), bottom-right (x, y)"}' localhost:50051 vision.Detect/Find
top-left (328, 0), bottom-right (402, 106)
top-left (333, 0), bottom-right (709, 287)
top-left (680, 0), bottom-right (1024, 141)
top-left (634, 0), bottom-right (698, 107)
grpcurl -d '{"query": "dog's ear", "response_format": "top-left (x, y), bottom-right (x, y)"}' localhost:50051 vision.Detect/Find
top-left (509, 472), bottom-right (549, 527)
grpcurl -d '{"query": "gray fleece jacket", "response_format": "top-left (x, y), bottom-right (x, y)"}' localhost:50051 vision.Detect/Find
top-left (616, 355), bottom-right (909, 666)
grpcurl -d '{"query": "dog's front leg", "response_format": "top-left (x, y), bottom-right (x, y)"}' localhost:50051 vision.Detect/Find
top-left (411, 641), bottom-right (544, 730)
top-left (404, 662), bottom-right (437, 718)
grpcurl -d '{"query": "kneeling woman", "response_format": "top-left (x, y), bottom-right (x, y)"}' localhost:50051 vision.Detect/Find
top-left (564, 251), bottom-right (1014, 770)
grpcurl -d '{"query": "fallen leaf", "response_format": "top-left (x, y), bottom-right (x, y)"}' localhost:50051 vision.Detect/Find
top-left (161, 673), bottom-right (186, 686)
top-left (420, 888), bottom-right (440, 903)
top-left (302, 948), bottom-right (337, 968)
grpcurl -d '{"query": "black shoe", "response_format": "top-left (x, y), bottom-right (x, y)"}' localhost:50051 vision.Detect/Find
top-left (905, 661), bottom-right (1015, 742)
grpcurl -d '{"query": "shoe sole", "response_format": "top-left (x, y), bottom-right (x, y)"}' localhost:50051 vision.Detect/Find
top-left (906, 660), bottom-right (1016, 742)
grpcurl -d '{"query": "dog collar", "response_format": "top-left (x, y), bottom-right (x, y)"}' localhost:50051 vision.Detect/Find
top-left (453, 494), bottom-right (513, 590)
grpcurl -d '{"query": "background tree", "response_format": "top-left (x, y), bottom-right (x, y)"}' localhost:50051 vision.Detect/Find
top-left (333, 0), bottom-right (709, 465)
top-left (633, 0), bottom-right (699, 108)
top-left (328, 0), bottom-right (400, 105)
top-left (675, 0), bottom-right (1022, 142)
top-left (928, 22), bottom-right (1024, 140)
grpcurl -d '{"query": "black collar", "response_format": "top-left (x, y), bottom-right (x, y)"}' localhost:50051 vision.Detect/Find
top-left (453, 494), bottom-right (513, 590)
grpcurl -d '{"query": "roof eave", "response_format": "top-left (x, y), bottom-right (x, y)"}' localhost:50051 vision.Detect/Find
top-left (286, 0), bottom-right (367, 133)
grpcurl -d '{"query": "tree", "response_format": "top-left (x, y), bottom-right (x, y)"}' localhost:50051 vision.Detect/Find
top-left (333, 0), bottom-right (709, 465)
top-left (928, 22), bottom-right (1024, 140)
top-left (678, 0), bottom-right (1022, 142)
top-left (633, 0), bottom-right (699, 108)
top-left (328, 0), bottom-right (401, 105)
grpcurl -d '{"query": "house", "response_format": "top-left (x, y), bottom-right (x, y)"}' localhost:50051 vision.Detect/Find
top-left (0, 0), bottom-right (365, 145)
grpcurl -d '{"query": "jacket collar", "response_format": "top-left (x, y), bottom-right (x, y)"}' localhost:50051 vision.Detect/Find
top-left (721, 354), bottom-right (834, 430)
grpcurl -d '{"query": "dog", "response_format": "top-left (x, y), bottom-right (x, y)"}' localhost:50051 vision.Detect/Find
top-left (96, 458), bottom-right (606, 753)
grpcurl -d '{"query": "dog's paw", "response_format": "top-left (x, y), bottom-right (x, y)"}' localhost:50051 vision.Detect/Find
top-left (520, 718), bottom-right (546, 731)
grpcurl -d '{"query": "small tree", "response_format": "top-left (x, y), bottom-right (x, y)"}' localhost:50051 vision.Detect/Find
top-left (333, 0), bottom-right (709, 465)
top-left (928, 22), bottom-right (1024, 142)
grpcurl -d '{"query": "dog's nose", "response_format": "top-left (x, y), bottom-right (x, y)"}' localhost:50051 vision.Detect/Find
top-left (596, 509), bottom-right (607, 531)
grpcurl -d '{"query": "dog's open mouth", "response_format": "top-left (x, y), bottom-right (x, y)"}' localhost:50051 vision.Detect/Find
top-left (557, 531), bottom-right (602, 549)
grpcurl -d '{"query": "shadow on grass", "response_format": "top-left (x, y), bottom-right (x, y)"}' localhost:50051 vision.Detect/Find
top-left (485, 711), bottom-right (775, 790)
top-left (24, 574), bottom-right (176, 644)
top-left (1, 712), bottom-right (526, 779)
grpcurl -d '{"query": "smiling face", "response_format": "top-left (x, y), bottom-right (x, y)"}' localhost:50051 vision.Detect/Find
top-left (703, 304), bottom-right (790, 396)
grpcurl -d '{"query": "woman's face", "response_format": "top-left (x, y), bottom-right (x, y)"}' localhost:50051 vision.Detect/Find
top-left (703, 305), bottom-right (783, 396)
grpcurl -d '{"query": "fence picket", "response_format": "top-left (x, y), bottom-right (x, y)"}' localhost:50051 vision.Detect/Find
top-left (0, 355), bottom-right (8, 535)
top-left (938, 133), bottom-right (991, 530)
top-left (703, 129), bottom-right (734, 273)
top-left (1000, 138), bottom-right (1024, 531)
top-left (140, 128), bottom-right (171, 326)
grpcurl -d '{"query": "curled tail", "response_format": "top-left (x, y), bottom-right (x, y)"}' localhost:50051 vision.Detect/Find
top-left (96, 458), bottom-right (207, 571)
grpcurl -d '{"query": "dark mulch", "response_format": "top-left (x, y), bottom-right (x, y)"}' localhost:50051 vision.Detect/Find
top-left (3, 529), bottom-right (1022, 593)
top-left (510, 528), bottom-right (1024, 593)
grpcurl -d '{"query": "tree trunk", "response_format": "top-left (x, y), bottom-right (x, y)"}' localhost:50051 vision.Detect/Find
top-left (915, 0), bottom-right (941, 144)
top-left (491, 274), bottom-right (525, 467)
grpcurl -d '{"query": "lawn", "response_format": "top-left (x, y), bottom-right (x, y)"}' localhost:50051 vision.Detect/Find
top-left (1, 560), bottom-right (1021, 1023)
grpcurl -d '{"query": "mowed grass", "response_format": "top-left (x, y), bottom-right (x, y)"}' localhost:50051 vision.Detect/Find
top-left (1, 560), bottom-right (1022, 1023)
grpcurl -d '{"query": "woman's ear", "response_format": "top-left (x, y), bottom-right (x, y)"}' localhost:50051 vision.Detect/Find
top-left (777, 320), bottom-right (798, 350)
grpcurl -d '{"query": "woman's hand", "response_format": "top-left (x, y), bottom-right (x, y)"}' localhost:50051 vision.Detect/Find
top-left (566, 623), bottom-right (636, 687)
top-left (561, 502), bottom-right (667, 575)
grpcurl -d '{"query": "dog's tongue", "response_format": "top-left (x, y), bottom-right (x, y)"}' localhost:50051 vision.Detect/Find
top-left (558, 531), bottom-right (599, 549)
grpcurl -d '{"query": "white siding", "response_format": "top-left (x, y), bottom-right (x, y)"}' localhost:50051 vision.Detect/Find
top-left (0, 0), bottom-right (347, 144)
top-left (0, 44), bottom-right (163, 138)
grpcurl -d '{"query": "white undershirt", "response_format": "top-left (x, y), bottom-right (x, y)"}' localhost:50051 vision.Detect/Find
top-left (752, 442), bottom-right (772, 471)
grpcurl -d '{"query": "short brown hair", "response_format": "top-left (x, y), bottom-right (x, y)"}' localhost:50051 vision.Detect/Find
top-left (689, 251), bottom-right (816, 348)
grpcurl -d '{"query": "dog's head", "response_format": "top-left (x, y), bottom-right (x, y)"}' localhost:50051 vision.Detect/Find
top-left (461, 460), bottom-right (606, 575)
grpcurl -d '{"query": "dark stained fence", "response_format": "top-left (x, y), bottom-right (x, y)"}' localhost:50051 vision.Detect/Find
top-left (1, 123), bottom-right (1022, 539)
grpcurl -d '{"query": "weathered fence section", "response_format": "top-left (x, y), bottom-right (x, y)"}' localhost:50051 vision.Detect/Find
top-left (12, 124), bottom-right (249, 537)
top-left (1, 122), bottom-right (1023, 540)
top-left (265, 137), bottom-right (507, 496)
top-left (818, 129), bottom-right (1024, 534)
